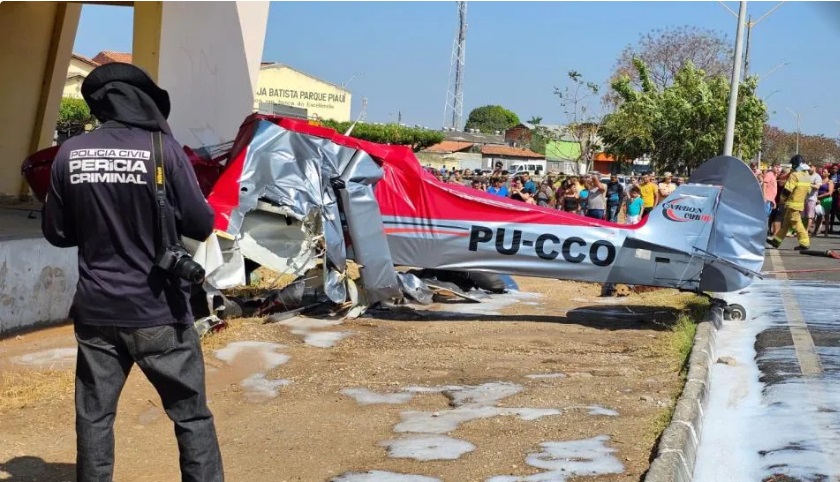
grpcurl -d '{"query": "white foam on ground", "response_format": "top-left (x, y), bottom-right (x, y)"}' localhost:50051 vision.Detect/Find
top-left (504, 408), bottom-right (563, 421)
top-left (525, 373), bottom-right (567, 380)
top-left (304, 331), bottom-right (352, 348)
top-left (448, 382), bottom-right (523, 406)
top-left (587, 405), bottom-right (619, 416)
top-left (280, 316), bottom-right (342, 330)
top-left (694, 280), bottom-right (840, 481)
top-left (486, 435), bottom-right (624, 481)
top-left (213, 341), bottom-right (289, 370)
top-left (394, 383), bottom-right (560, 434)
top-left (332, 471), bottom-right (440, 482)
top-left (395, 406), bottom-right (503, 434)
top-left (380, 435), bottom-right (475, 461)
top-left (343, 381), bottom-right (623, 473)
top-left (341, 388), bottom-right (414, 405)
top-left (240, 373), bottom-right (290, 400)
top-left (433, 290), bottom-right (542, 316)
top-left (11, 348), bottom-right (76, 368)
top-left (278, 316), bottom-right (351, 348)
top-left (403, 385), bottom-right (464, 393)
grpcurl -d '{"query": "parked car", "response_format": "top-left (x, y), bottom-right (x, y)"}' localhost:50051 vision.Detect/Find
top-left (600, 174), bottom-right (630, 190)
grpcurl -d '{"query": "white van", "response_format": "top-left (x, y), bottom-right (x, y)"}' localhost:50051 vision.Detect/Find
top-left (509, 161), bottom-right (546, 175)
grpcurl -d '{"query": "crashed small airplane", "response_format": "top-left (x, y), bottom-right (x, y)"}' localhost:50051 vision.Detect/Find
top-left (23, 114), bottom-right (766, 323)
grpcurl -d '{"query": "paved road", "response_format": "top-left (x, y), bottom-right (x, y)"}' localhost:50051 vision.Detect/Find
top-left (694, 234), bottom-right (840, 482)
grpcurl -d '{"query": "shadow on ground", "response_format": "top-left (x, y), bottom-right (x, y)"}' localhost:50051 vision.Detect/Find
top-left (361, 299), bottom-right (708, 332)
top-left (0, 456), bottom-right (75, 482)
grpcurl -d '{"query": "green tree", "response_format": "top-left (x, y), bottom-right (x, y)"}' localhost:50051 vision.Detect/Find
top-left (600, 58), bottom-right (766, 174)
top-left (555, 70), bottom-right (602, 171)
top-left (464, 105), bottom-right (520, 133)
top-left (57, 97), bottom-right (95, 139)
top-left (527, 116), bottom-right (543, 125)
top-left (607, 25), bottom-right (733, 106)
top-left (319, 120), bottom-right (443, 152)
top-left (761, 125), bottom-right (840, 165)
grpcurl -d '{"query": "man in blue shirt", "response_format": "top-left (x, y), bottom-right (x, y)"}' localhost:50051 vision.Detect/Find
top-left (521, 172), bottom-right (537, 194)
top-left (606, 174), bottom-right (625, 223)
top-left (486, 177), bottom-right (509, 197)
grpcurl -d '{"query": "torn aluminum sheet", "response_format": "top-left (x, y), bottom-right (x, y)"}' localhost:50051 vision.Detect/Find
top-left (337, 181), bottom-right (401, 304)
top-left (200, 117), bottom-right (402, 306)
top-left (396, 273), bottom-right (434, 305)
top-left (237, 203), bottom-right (320, 279)
top-left (324, 265), bottom-right (347, 304)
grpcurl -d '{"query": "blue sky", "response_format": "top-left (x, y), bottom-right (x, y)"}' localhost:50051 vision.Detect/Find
top-left (73, 1), bottom-right (840, 138)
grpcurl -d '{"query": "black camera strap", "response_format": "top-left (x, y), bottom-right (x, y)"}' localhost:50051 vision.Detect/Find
top-left (151, 131), bottom-right (170, 255)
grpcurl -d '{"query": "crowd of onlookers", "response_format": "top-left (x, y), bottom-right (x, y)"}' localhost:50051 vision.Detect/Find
top-left (757, 161), bottom-right (840, 237)
top-left (429, 159), bottom-right (840, 237)
top-left (431, 163), bottom-right (685, 225)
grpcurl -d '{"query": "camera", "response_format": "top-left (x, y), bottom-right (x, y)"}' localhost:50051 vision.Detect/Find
top-left (155, 245), bottom-right (206, 284)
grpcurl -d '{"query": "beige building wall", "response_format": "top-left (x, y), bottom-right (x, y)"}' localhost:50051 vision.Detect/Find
top-left (63, 76), bottom-right (84, 99)
top-left (154, 1), bottom-right (271, 147)
top-left (255, 65), bottom-right (352, 122)
top-left (0, 1), bottom-right (270, 197)
top-left (67, 56), bottom-right (96, 78)
top-left (0, 2), bottom-right (81, 198)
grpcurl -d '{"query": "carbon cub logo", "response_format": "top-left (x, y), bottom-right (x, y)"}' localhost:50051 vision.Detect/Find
top-left (662, 196), bottom-right (712, 223)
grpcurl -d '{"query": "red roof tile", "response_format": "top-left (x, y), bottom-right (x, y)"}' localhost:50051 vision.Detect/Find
top-left (480, 145), bottom-right (544, 158)
top-left (92, 51), bottom-right (133, 65)
top-left (423, 141), bottom-right (475, 154)
top-left (593, 152), bottom-right (616, 162)
top-left (72, 53), bottom-right (100, 68)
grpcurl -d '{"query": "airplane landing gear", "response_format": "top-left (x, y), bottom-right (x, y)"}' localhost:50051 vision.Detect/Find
top-left (708, 297), bottom-right (747, 321)
top-left (725, 303), bottom-right (746, 321)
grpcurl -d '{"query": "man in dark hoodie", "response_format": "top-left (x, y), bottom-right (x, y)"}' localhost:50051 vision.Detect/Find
top-left (41, 62), bottom-right (223, 482)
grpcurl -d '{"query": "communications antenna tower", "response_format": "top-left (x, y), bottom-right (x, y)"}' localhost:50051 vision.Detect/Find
top-left (443, 1), bottom-right (467, 131)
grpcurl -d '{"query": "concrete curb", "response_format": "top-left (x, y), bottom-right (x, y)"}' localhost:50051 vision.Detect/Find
top-left (643, 304), bottom-right (724, 482)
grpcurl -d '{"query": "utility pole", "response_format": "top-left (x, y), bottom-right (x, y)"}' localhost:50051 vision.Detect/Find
top-left (743, 14), bottom-right (753, 77)
top-left (719, 1), bottom-right (785, 80)
top-left (723, 1), bottom-right (747, 157)
top-left (786, 105), bottom-right (818, 155)
top-left (786, 107), bottom-right (802, 154)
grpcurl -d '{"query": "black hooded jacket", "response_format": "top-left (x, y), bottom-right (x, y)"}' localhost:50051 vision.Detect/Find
top-left (42, 77), bottom-right (215, 327)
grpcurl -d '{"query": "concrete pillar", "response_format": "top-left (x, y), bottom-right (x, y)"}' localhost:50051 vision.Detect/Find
top-left (132, 1), bottom-right (163, 81)
top-left (0, 2), bottom-right (82, 198)
top-left (134, 1), bottom-right (270, 147)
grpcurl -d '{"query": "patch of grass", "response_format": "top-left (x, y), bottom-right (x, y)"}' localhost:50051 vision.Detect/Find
top-left (672, 314), bottom-right (699, 375)
top-left (646, 404), bottom-right (677, 442)
top-left (0, 369), bottom-right (75, 414)
top-left (642, 293), bottom-right (710, 447)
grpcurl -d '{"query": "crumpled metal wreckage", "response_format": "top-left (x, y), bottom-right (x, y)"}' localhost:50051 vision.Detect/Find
top-left (22, 114), bottom-right (767, 326)
top-left (185, 114), bottom-right (766, 325)
top-left (185, 114), bottom-right (515, 324)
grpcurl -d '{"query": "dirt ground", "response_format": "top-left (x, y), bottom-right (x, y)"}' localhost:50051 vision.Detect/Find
top-left (0, 277), bottom-right (703, 482)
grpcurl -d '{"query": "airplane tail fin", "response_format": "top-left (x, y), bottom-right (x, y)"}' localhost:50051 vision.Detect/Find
top-left (611, 184), bottom-right (721, 291)
top-left (613, 156), bottom-right (766, 293)
top-left (688, 155), bottom-right (767, 291)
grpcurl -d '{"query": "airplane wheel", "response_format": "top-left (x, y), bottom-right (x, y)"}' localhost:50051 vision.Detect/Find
top-left (727, 304), bottom-right (746, 321)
